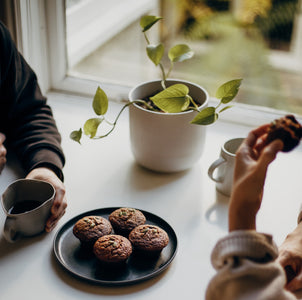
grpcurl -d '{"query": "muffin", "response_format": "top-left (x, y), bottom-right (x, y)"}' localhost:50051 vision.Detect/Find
top-left (93, 234), bottom-right (132, 263)
top-left (129, 224), bottom-right (169, 254)
top-left (73, 215), bottom-right (112, 245)
top-left (266, 115), bottom-right (302, 152)
top-left (109, 207), bottom-right (146, 235)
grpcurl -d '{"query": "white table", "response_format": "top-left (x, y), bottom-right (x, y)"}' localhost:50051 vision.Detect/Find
top-left (1, 92), bottom-right (302, 300)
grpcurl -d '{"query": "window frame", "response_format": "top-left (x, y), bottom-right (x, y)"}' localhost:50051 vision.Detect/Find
top-left (45, 0), bottom-right (161, 101)
top-left (14, 0), bottom-right (302, 127)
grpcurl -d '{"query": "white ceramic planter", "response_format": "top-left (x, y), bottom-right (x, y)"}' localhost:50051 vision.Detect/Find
top-left (128, 79), bottom-right (209, 172)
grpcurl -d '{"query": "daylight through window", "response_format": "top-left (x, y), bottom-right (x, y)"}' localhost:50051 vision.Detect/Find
top-left (65, 0), bottom-right (302, 114)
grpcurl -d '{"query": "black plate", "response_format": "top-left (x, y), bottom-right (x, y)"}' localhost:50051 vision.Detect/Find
top-left (53, 207), bottom-right (177, 286)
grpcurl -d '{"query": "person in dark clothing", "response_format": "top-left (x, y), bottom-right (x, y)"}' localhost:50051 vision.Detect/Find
top-left (0, 21), bottom-right (67, 232)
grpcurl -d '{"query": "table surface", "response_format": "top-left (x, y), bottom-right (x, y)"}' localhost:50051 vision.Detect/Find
top-left (1, 92), bottom-right (302, 300)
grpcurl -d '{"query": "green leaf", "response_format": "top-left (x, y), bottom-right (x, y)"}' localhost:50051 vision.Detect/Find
top-left (70, 128), bottom-right (82, 144)
top-left (84, 118), bottom-right (103, 138)
top-left (191, 107), bottom-right (218, 125)
top-left (215, 79), bottom-right (242, 104)
top-left (147, 44), bottom-right (164, 66)
top-left (150, 84), bottom-right (190, 113)
top-left (168, 44), bottom-right (194, 62)
top-left (93, 86), bottom-right (108, 116)
top-left (140, 15), bottom-right (162, 32)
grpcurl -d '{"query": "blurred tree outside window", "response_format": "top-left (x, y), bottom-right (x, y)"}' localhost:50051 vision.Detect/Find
top-left (166, 0), bottom-right (302, 113)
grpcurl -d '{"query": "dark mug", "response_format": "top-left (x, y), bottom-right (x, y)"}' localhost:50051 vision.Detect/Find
top-left (1, 179), bottom-right (55, 242)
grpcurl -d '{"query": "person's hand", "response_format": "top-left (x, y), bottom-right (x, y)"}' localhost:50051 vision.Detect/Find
top-left (0, 133), bottom-right (7, 174)
top-left (229, 124), bottom-right (283, 231)
top-left (26, 167), bottom-right (67, 232)
top-left (278, 222), bottom-right (302, 292)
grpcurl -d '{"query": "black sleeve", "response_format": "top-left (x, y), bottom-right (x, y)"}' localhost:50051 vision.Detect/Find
top-left (0, 21), bottom-right (65, 181)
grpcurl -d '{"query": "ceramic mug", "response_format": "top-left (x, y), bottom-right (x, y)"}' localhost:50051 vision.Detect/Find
top-left (208, 137), bottom-right (244, 197)
top-left (1, 179), bottom-right (55, 242)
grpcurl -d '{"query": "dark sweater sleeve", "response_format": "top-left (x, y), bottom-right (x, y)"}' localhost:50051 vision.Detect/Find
top-left (0, 22), bottom-right (65, 181)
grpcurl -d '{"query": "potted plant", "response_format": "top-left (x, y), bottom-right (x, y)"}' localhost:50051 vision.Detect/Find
top-left (70, 15), bottom-right (242, 172)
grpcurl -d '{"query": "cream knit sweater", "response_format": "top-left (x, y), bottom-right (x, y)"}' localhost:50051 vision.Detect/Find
top-left (206, 230), bottom-right (297, 300)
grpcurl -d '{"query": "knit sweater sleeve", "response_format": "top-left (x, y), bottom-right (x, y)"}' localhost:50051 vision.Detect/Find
top-left (206, 230), bottom-right (297, 300)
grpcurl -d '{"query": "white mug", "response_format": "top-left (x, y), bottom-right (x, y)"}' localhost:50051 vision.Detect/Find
top-left (208, 138), bottom-right (244, 197)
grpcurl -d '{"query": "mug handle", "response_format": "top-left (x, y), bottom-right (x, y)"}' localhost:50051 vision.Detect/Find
top-left (208, 157), bottom-right (226, 183)
top-left (3, 218), bottom-right (20, 243)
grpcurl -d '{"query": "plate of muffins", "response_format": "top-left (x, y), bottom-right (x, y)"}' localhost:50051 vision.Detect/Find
top-left (53, 207), bottom-right (177, 285)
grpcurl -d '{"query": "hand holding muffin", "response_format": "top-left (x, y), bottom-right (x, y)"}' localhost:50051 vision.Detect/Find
top-left (254, 115), bottom-right (302, 153)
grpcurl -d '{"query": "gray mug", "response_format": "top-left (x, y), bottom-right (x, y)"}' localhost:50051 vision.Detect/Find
top-left (1, 179), bottom-right (55, 242)
top-left (208, 138), bottom-right (244, 197)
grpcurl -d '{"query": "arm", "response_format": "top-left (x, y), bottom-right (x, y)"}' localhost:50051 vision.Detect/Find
top-left (229, 124), bottom-right (283, 231)
top-left (206, 231), bottom-right (296, 300)
top-left (0, 22), bottom-right (65, 180)
top-left (0, 22), bottom-right (66, 231)
top-left (206, 125), bottom-right (296, 299)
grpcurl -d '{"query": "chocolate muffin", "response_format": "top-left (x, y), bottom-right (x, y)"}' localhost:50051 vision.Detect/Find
top-left (266, 115), bottom-right (302, 152)
top-left (93, 234), bottom-right (132, 263)
top-left (109, 207), bottom-right (146, 235)
top-left (129, 224), bottom-right (169, 254)
top-left (73, 215), bottom-right (112, 245)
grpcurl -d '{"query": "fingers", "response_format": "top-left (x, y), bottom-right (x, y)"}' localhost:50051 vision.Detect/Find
top-left (25, 167), bottom-right (67, 232)
top-left (45, 206), bottom-right (66, 232)
top-left (238, 123), bottom-right (283, 163)
top-left (45, 194), bottom-right (67, 232)
top-left (0, 133), bottom-right (7, 174)
top-left (0, 144), bottom-right (7, 159)
top-left (237, 124), bottom-right (271, 158)
top-left (45, 183), bottom-right (67, 232)
top-left (250, 123), bottom-right (271, 141)
top-left (0, 156), bottom-right (6, 174)
top-left (51, 185), bottom-right (67, 215)
top-left (0, 133), bottom-right (6, 144)
top-left (258, 139), bottom-right (283, 169)
top-left (240, 125), bottom-right (268, 150)
top-left (284, 265), bottom-right (296, 285)
top-left (286, 272), bottom-right (302, 292)
top-left (278, 251), bottom-right (292, 268)
top-left (278, 251), bottom-right (302, 291)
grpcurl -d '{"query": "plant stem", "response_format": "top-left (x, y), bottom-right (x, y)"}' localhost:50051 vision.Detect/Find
top-left (143, 25), bottom-right (166, 90)
top-left (166, 61), bottom-right (174, 78)
top-left (92, 101), bottom-right (132, 139)
top-left (159, 64), bottom-right (166, 89)
top-left (132, 99), bottom-right (156, 111)
top-left (143, 32), bottom-right (150, 44)
top-left (215, 101), bottom-right (222, 110)
top-left (189, 107), bottom-right (200, 112)
top-left (188, 95), bottom-right (199, 110)
top-left (92, 100), bottom-right (155, 139)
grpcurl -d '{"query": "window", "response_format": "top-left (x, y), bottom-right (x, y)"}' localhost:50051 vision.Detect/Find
top-left (65, 0), bottom-right (159, 82)
top-left (158, 0), bottom-right (302, 114)
top-left (17, 0), bottom-right (302, 122)
top-left (46, 0), bottom-right (160, 100)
